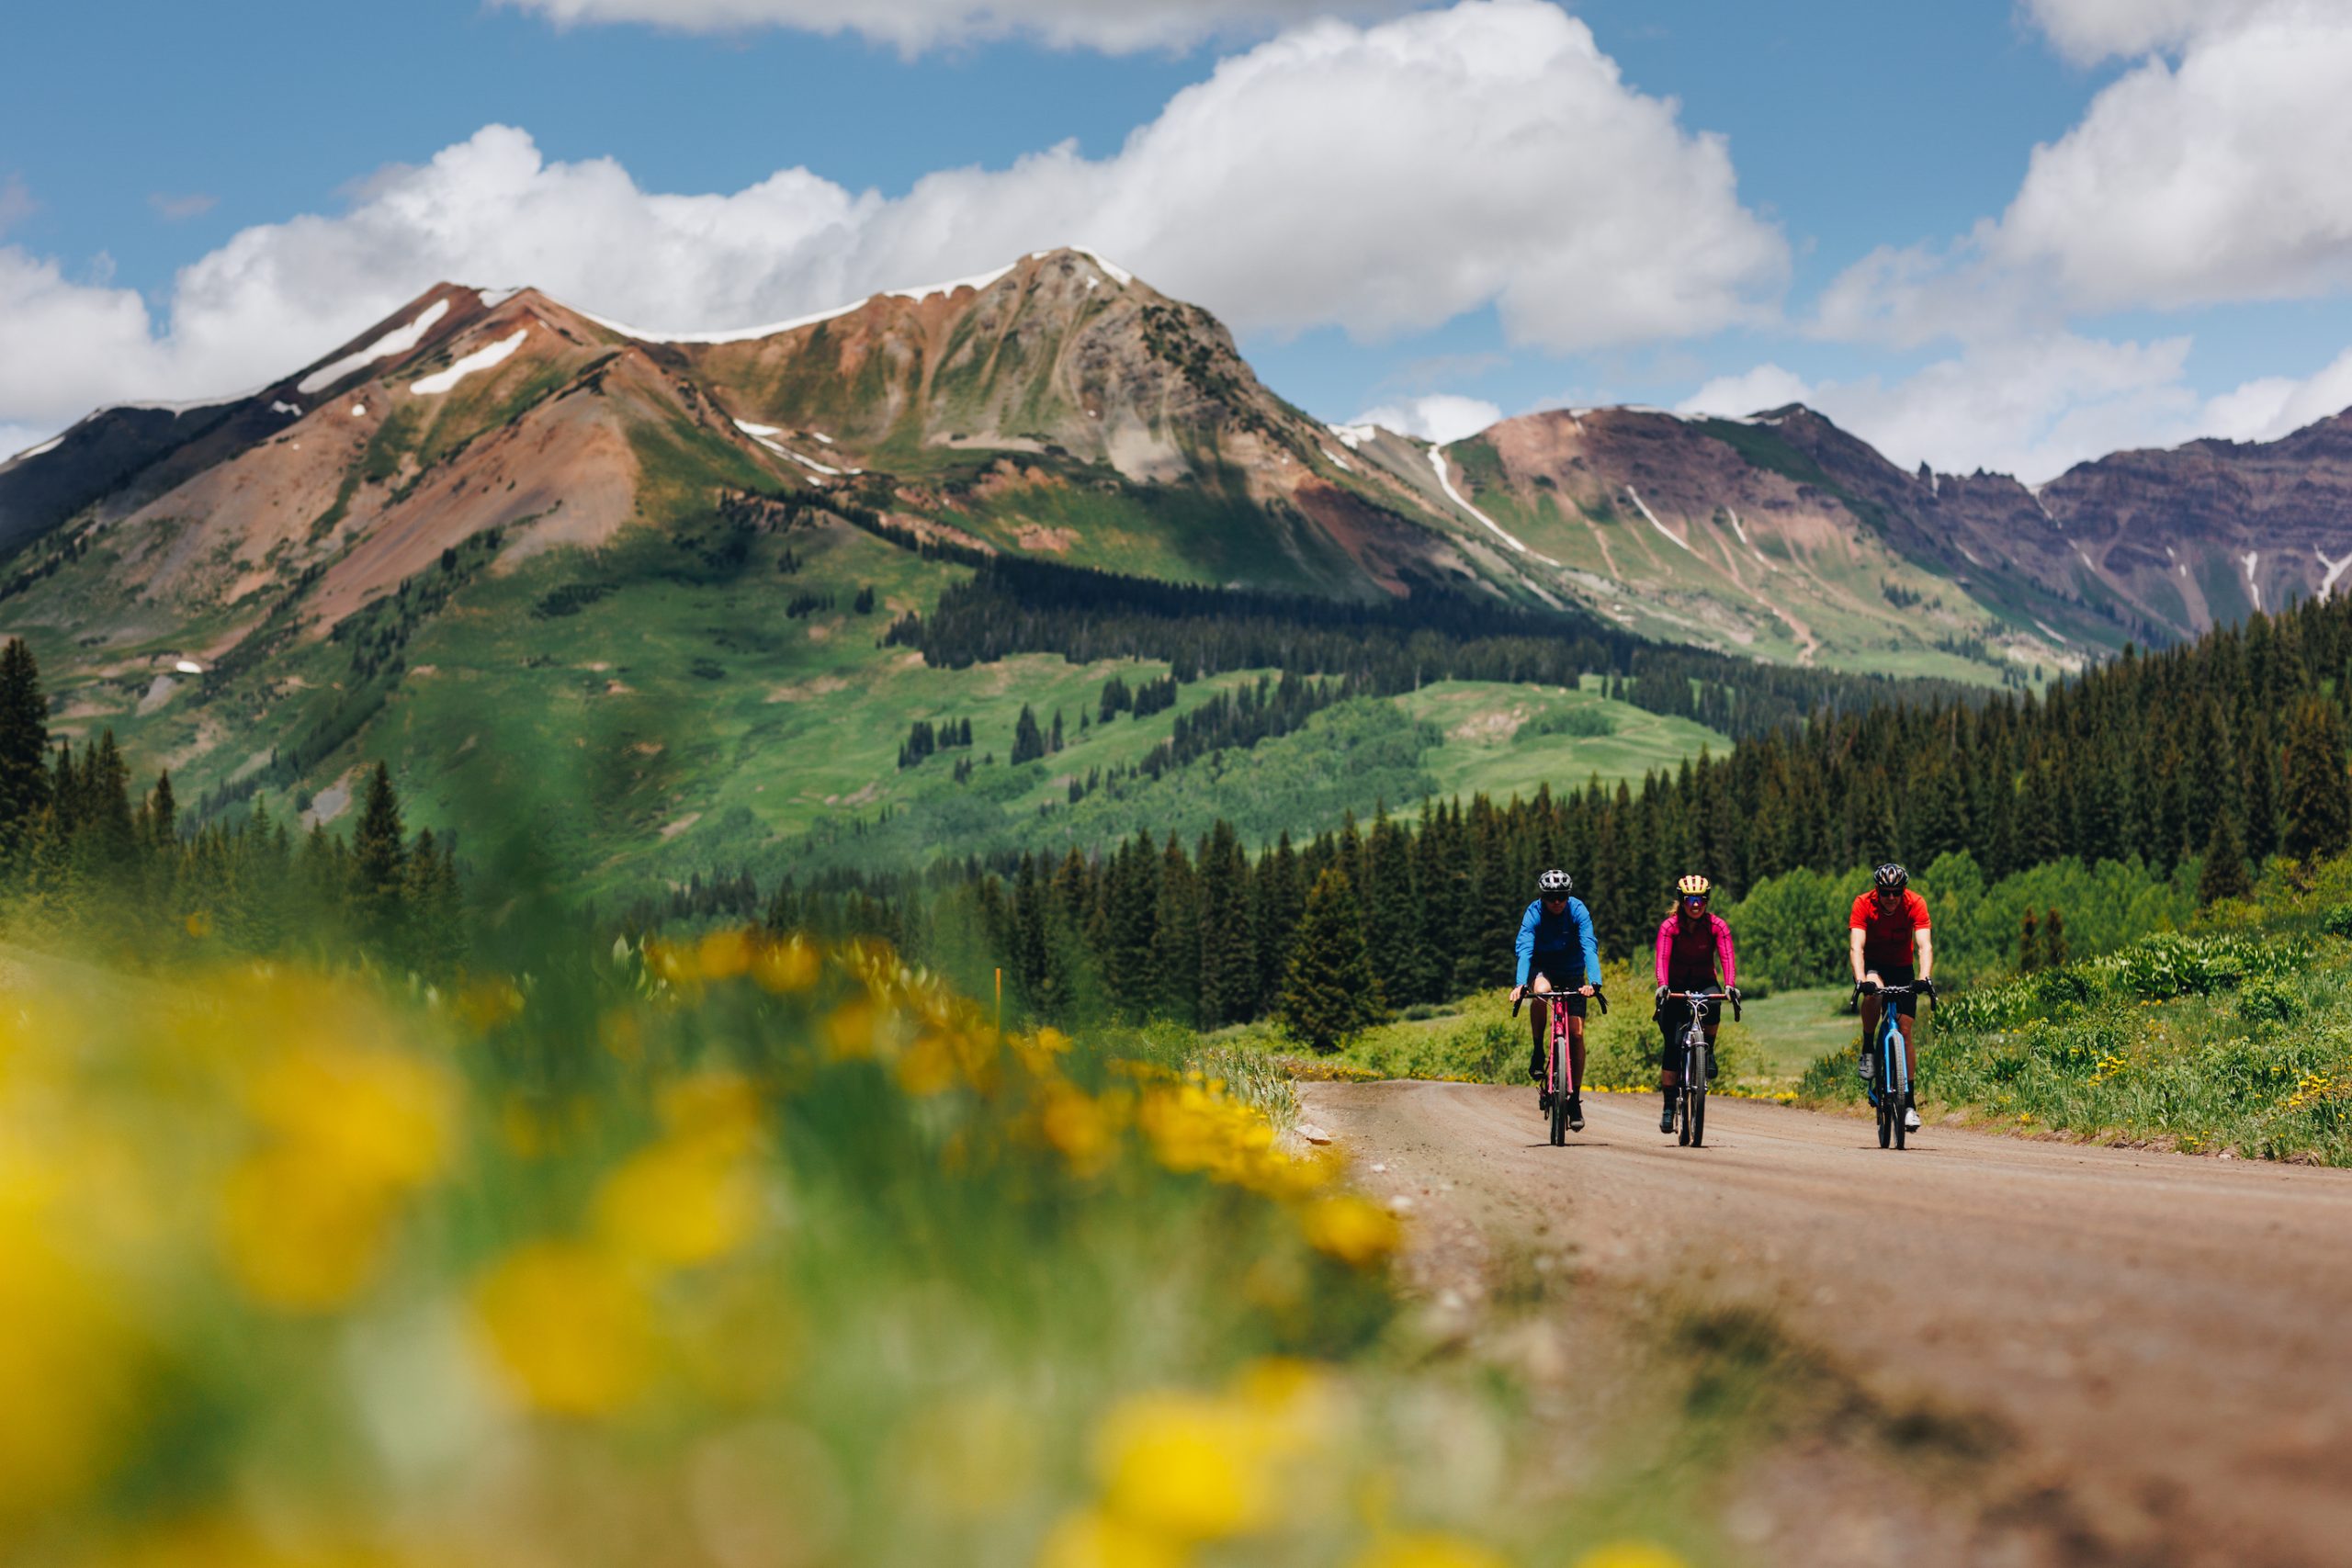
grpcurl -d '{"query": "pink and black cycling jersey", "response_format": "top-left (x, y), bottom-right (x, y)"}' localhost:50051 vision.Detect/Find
top-left (1655, 911), bottom-right (1736, 991)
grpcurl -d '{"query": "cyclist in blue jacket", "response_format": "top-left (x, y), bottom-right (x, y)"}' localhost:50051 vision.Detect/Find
top-left (1509, 868), bottom-right (1602, 1131)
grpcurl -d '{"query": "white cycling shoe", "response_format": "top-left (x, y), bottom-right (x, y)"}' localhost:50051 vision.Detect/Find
top-left (1902, 1107), bottom-right (1922, 1133)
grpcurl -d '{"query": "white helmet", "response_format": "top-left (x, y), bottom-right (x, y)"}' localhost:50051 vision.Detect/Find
top-left (1537, 869), bottom-right (1573, 895)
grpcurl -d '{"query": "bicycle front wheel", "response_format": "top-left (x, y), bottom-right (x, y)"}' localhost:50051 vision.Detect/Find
top-left (1549, 1047), bottom-right (1568, 1146)
top-left (1877, 1098), bottom-right (1893, 1148)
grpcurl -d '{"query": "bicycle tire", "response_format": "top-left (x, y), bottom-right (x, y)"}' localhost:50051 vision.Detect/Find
top-left (1549, 1037), bottom-right (1568, 1146)
top-left (1894, 1101), bottom-right (1907, 1150)
top-left (1690, 1088), bottom-right (1706, 1147)
top-left (1678, 1086), bottom-right (1692, 1145)
top-left (1877, 1099), bottom-right (1893, 1148)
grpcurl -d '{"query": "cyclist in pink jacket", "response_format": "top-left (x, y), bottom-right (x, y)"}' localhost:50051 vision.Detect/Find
top-left (1653, 874), bottom-right (1738, 1134)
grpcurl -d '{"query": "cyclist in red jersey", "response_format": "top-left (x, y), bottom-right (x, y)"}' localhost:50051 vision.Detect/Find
top-left (1653, 874), bottom-right (1738, 1135)
top-left (1851, 863), bottom-right (1935, 1134)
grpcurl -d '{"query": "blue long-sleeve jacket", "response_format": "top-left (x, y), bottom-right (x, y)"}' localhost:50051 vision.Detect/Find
top-left (1515, 896), bottom-right (1601, 987)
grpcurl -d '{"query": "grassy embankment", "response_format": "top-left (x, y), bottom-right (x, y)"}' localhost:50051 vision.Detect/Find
top-left (1795, 858), bottom-right (2352, 1164)
top-left (1, 930), bottom-right (1797, 1568)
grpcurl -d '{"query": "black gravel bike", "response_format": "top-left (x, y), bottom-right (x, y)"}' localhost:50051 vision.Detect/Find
top-left (1516, 985), bottom-right (1608, 1145)
top-left (1661, 988), bottom-right (1738, 1148)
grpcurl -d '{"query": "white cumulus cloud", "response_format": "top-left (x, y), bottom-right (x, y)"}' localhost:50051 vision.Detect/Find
top-left (1824, 1), bottom-right (2352, 338)
top-left (506, 0), bottom-right (1417, 53)
top-left (0, 2), bottom-right (1784, 442)
top-left (1673, 363), bottom-right (1814, 420)
top-left (2022, 0), bottom-right (2278, 62)
top-left (1351, 393), bottom-right (1502, 444)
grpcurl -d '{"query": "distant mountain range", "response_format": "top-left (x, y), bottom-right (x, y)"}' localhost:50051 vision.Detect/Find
top-left (0, 246), bottom-right (2347, 878)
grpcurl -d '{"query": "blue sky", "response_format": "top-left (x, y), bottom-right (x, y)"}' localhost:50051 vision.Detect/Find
top-left (6, 0), bottom-right (2351, 479)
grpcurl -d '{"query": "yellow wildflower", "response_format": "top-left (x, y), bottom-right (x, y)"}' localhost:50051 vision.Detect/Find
top-left (1041, 1085), bottom-right (1120, 1177)
top-left (752, 934), bottom-right (821, 993)
top-left (1035, 1507), bottom-right (1188, 1568)
top-left (1299, 1195), bottom-right (1401, 1268)
top-left (696, 928), bottom-right (754, 982)
top-left (898, 1032), bottom-right (963, 1098)
top-left (0, 1212), bottom-right (139, 1525)
top-left (826, 999), bottom-right (881, 1060)
top-left (594, 1137), bottom-right (761, 1269)
top-left (658, 1071), bottom-right (766, 1156)
top-left (1095, 1392), bottom-right (1280, 1540)
top-left (246, 1045), bottom-right (451, 1192)
top-left (216, 1151), bottom-right (398, 1311)
top-left (472, 1242), bottom-right (657, 1416)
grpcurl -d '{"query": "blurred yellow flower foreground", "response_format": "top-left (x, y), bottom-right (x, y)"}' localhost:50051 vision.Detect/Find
top-left (0, 933), bottom-right (1678, 1568)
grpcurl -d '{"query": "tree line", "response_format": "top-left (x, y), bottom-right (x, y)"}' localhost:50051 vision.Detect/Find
top-left (0, 639), bottom-right (465, 972)
top-left (739, 591), bottom-right (2352, 1032)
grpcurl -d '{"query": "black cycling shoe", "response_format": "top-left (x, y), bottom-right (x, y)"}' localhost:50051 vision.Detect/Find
top-left (1538, 1089), bottom-right (1554, 1116)
top-left (1567, 1096), bottom-right (1585, 1133)
top-left (1658, 1106), bottom-right (1676, 1134)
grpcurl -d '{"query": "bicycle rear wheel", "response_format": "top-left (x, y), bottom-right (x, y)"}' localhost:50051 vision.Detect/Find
top-left (1894, 1100), bottom-right (1907, 1150)
top-left (1877, 1098), bottom-right (1893, 1148)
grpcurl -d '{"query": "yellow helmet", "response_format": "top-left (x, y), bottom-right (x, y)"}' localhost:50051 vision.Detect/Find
top-left (1676, 874), bottom-right (1712, 898)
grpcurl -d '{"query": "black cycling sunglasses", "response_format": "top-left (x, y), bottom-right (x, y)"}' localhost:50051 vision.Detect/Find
top-left (1542, 892), bottom-right (1569, 904)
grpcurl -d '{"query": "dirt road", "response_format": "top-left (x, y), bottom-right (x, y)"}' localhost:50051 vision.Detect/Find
top-left (1302, 1081), bottom-right (2352, 1568)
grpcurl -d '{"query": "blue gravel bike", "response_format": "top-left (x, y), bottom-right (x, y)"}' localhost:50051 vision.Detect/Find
top-left (1859, 979), bottom-right (1935, 1150)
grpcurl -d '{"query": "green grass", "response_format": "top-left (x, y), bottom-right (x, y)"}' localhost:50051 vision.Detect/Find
top-left (1400, 678), bottom-right (1728, 800)
top-left (1736, 987), bottom-right (1864, 1083)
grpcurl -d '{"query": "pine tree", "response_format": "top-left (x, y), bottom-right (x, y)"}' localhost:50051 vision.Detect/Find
top-left (1011, 704), bottom-right (1046, 765)
top-left (1279, 867), bottom-right (1384, 1053)
top-left (1254, 833), bottom-right (1306, 1014)
top-left (1152, 835), bottom-right (1201, 1025)
top-left (2042, 908), bottom-right (2069, 968)
top-left (2243, 710), bottom-right (2282, 863)
top-left (0, 637), bottom-right (49, 852)
top-left (1194, 821), bottom-right (1258, 1028)
top-left (2278, 694), bottom-right (2351, 865)
top-left (1362, 807), bottom-right (1422, 1007)
top-left (1050, 709), bottom-right (1065, 754)
top-left (2018, 908), bottom-right (2042, 974)
top-left (2197, 810), bottom-right (2254, 905)
top-left (147, 771), bottom-right (177, 849)
top-left (351, 762), bottom-right (408, 951)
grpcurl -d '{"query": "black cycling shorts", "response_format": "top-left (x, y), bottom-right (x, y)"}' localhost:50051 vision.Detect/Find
top-left (1867, 966), bottom-right (1919, 1018)
top-left (1528, 956), bottom-right (1588, 1019)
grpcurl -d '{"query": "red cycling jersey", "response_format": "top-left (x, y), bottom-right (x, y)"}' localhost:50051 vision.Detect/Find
top-left (1850, 889), bottom-right (1932, 970)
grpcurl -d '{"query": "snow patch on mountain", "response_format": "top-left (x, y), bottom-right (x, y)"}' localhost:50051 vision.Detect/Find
top-left (1724, 506), bottom-right (1772, 570)
top-left (411, 327), bottom-right (527, 395)
top-left (2242, 551), bottom-right (2262, 610)
top-left (300, 299), bottom-right (451, 394)
top-left (2317, 547), bottom-right (2352, 597)
top-left (10, 434), bottom-right (63, 462)
top-left (1430, 445), bottom-right (1533, 558)
top-left (1328, 423), bottom-right (1378, 450)
top-left (1625, 486), bottom-right (1692, 556)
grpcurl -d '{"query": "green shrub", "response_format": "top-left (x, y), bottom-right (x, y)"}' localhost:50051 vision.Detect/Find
top-left (2238, 975), bottom-right (2303, 1028)
top-left (2322, 904), bottom-right (2352, 939)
